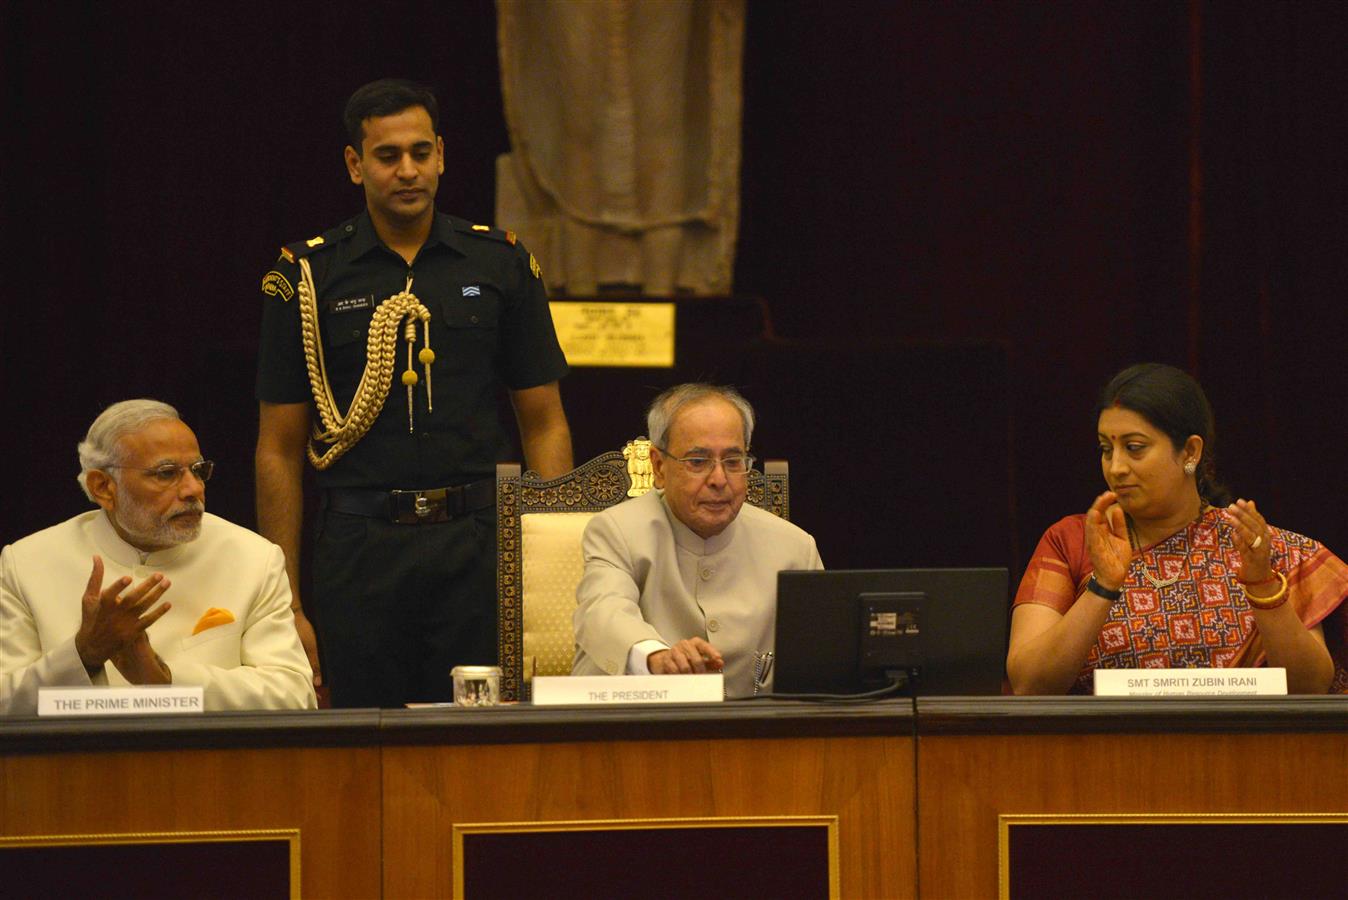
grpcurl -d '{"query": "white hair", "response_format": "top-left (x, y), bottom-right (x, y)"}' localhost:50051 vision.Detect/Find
top-left (76, 399), bottom-right (181, 501)
top-left (646, 383), bottom-right (755, 450)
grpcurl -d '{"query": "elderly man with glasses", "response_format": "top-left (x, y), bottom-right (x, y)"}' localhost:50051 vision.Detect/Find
top-left (572, 384), bottom-right (823, 697)
top-left (0, 400), bottom-right (316, 715)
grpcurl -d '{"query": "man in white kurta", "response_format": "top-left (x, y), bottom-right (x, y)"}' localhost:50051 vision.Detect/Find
top-left (0, 399), bottom-right (315, 715)
top-left (1, 511), bottom-right (317, 714)
top-left (571, 384), bottom-right (822, 698)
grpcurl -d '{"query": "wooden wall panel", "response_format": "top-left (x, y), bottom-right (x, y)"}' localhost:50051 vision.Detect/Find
top-left (918, 732), bottom-right (1348, 898)
top-left (383, 735), bottom-right (914, 899)
top-left (0, 746), bottom-right (381, 899)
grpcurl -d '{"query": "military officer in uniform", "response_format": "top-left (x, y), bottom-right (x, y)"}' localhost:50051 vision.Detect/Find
top-left (254, 79), bottom-right (573, 707)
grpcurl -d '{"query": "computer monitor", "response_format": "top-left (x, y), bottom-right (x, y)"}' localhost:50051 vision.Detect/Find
top-left (773, 568), bottom-right (1010, 696)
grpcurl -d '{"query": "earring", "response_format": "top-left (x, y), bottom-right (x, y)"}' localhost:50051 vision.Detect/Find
top-left (1184, 460), bottom-right (1197, 475)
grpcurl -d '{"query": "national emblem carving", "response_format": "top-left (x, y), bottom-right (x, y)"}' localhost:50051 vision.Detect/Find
top-left (622, 437), bottom-right (655, 496)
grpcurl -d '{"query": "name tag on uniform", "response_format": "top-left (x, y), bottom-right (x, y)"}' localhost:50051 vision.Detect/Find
top-left (325, 295), bottom-right (374, 314)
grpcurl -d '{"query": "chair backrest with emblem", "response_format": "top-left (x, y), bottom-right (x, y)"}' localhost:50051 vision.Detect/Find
top-left (496, 437), bottom-right (790, 701)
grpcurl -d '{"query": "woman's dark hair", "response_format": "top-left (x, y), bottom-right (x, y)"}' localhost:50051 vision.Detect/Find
top-left (1095, 363), bottom-right (1232, 507)
top-left (343, 79), bottom-right (440, 152)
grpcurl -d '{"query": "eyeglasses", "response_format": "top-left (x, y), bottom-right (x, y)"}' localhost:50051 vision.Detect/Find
top-left (656, 449), bottom-right (755, 477)
top-left (105, 459), bottom-right (215, 486)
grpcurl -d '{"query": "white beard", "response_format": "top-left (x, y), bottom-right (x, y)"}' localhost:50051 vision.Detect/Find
top-left (114, 499), bottom-right (204, 550)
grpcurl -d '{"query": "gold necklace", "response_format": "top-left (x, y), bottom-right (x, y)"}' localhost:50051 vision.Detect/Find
top-left (1136, 559), bottom-right (1182, 591)
top-left (1126, 505), bottom-right (1208, 591)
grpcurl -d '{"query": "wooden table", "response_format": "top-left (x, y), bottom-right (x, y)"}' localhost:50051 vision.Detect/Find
top-left (6, 696), bottom-right (1348, 898)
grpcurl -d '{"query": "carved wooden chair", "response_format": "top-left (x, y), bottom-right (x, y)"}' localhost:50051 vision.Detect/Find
top-left (496, 438), bottom-right (790, 701)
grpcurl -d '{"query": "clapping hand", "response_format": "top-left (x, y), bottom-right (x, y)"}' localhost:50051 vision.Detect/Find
top-left (74, 555), bottom-right (173, 671)
top-left (110, 633), bottom-right (173, 684)
top-left (1084, 491), bottom-right (1134, 591)
top-left (1224, 499), bottom-right (1274, 587)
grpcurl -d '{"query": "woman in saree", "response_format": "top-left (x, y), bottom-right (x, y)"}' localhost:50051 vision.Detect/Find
top-left (1007, 363), bottom-right (1348, 695)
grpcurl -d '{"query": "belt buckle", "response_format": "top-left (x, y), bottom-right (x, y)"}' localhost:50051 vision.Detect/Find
top-left (392, 488), bottom-right (448, 524)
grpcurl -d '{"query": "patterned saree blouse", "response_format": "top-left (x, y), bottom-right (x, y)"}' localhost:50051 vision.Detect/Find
top-left (1014, 507), bottom-right (1348, 694)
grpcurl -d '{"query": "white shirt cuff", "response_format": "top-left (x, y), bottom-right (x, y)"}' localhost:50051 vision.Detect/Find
top-left (626, 639), bottom-right (670, 675)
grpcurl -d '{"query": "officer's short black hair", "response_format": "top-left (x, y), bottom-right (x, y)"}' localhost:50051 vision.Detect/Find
top-left (344, 79), bottom-right (440, 154)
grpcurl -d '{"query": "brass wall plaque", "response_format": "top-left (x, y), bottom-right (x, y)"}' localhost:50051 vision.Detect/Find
top-left (549, 301), bottom-right (675, 368)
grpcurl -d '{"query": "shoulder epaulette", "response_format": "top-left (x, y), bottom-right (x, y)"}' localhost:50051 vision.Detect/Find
top-left (279, 218), bottom-right (359, 263)
top-left (454, 219), bottom-right (517, 246)
top-left (280, 233), bottom-right (332, 263)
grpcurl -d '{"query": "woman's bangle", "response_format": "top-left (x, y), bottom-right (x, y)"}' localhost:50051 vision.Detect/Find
top-left (1244, 570), bottom-right (1288, 610)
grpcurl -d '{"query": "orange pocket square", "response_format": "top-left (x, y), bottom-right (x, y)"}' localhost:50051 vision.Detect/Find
top-left (192, 608), bottom-right (236, 635)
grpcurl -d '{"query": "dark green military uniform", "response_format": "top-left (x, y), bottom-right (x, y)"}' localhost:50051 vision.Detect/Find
top-left (257, 210), bottom-right (568, 707)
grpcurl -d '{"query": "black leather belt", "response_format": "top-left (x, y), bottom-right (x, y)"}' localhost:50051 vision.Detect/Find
top-left (324, 481), bottom-right (494, 525)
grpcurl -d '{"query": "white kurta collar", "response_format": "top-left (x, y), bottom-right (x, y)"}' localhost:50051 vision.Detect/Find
top-left (659, 492), bottom-right (739, 556)
top-left (89, 509), bottom-right (192, 568)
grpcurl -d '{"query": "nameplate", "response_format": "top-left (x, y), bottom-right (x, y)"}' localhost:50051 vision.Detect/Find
top-left (1093, 668), bottom-right (1286, 696)
top-left (531, 674), bottom-right (724, 705)
top-left (548, 301), bottom-right (675, 368)
top-left (37, 685), bottom-right (206, 716)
